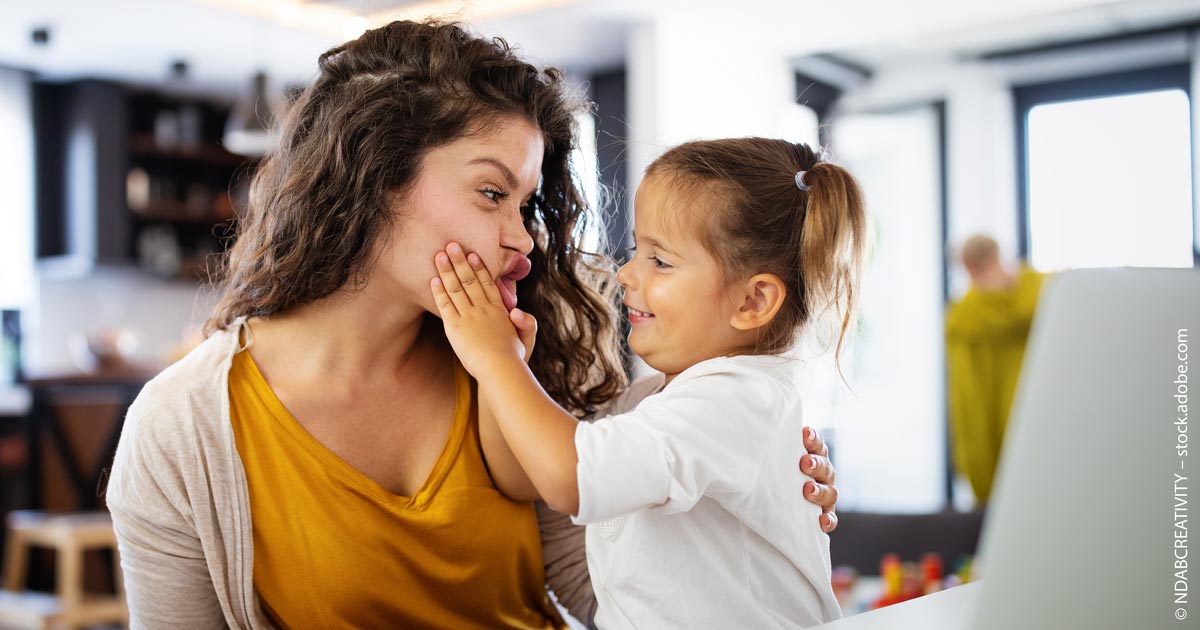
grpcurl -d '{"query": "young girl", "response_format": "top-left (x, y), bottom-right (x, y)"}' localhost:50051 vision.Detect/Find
top-left (431, 138), bottom-right (866, 628)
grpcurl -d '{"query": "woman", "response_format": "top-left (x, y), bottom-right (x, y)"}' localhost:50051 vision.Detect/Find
top-left (105, 20), bottom-right (840, 629)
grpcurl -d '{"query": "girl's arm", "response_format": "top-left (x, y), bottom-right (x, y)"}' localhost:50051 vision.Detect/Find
top-left (431, 243), bottom-right (582, 515)
top-left (447, 249), bottom-right (551, 504)
top-left (478, 399), bottom-right (542, 502)
top-left (476, 355), bottom-right (581, 515)
top-left (476, 310), bottom-right (543, 502)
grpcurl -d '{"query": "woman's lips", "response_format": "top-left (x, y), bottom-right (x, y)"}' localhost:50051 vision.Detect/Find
top-left (498, 255), bottom-right (532, 312)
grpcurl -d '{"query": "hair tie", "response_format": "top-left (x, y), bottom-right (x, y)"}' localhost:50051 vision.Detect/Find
top-left (794, 170), bottom-right (810, 192)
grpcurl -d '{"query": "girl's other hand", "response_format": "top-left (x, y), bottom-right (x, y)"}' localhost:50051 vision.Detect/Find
top-left (509, 307), bottom-right (537, 365)
top-left (801, 426), bottom-right (839, 533)
top-left (431, 242), bottom-right (529, 376)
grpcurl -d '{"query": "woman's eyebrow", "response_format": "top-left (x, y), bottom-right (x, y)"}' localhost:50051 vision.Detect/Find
top-left (468, 157), bottom-right (520, 189)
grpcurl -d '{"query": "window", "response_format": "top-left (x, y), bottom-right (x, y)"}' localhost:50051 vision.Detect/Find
top-left (1016, 65), bottom-right (1195, 271)
top-left (572, 110), bottom-right (606, 255)
top-left (817, 104), bottom-right (947, 513)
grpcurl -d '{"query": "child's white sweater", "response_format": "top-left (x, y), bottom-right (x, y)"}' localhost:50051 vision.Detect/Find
top-left (573, 355), bottom-right (842, 629)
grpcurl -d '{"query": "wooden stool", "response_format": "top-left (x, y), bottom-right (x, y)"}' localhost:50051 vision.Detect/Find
top-left (0, 511), bottom-right (127, 629)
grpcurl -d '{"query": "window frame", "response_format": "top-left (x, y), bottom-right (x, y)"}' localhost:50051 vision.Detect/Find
top-left (1013, 63), bottom-right (1196, 266)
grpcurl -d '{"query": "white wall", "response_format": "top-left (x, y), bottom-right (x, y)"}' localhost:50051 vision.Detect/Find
top-left (625, 10), bottom-right (813, 194)
top-left (0, 66), bottom-right (34, 311)
top-left (29, 267), bottom-right (217, 375)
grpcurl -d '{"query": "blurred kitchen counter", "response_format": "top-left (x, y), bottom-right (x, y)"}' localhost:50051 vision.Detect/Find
top-left (19, 366), bottom-right (161, 513)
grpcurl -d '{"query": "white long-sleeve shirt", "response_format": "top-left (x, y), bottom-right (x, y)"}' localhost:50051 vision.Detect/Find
top-left (572, 355), bottom-right (842, 629)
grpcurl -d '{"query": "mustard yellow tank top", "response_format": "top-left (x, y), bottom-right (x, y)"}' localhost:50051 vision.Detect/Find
top-left (228, 348), bottom-right (564, 629)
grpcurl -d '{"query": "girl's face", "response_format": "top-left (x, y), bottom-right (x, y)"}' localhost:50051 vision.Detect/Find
top-left (617, 174), bottom-right (748, 379)
top-left (376, 115), bottom-right (541, 316)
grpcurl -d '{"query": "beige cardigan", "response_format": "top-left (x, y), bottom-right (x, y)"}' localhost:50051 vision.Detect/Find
top-left (105, 319), bottom-right (595, 629)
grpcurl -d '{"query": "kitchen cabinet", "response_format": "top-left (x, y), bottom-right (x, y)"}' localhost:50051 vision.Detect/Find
top-left (35, 80), bottom-right (256, 280)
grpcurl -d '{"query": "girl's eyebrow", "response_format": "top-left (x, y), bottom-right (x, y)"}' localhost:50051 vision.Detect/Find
top-left (631, 230), bottom-right (680, 257)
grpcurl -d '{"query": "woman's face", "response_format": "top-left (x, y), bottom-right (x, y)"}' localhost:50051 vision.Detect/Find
top-left (376, 115), bottom-right (542, 316)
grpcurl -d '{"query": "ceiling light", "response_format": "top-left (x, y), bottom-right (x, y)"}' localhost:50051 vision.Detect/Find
top-left (224, 71), bottom-right (277, 156)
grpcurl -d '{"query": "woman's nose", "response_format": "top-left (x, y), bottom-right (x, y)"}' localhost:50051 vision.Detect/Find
top-left (501, 206), bottom-right (535, 255)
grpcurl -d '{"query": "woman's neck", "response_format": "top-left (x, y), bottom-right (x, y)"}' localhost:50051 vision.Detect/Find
top-left (252, 287), bottom-right (440, 385)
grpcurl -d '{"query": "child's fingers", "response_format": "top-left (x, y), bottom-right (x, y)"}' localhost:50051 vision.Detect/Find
top-left (510, 308), bottom-right (538, 334)
top-left (510, 308), bottom-right (538, 363)
top-left (434, 251), bottom-right (473, 313)
top-left (805, 481), bottom-right (839, 509)
top-left (466, 252), bottom-right (503, 307)
top-left (512, 310), bottom-right (538, 354)
top-left (803, 426), bottom-right (830, 459)
top-left (444, 243), bottom-right (490, 307)
top-left (801, 454), bottom-right (835, 485)
top-left (430, 277), bottom-right (458, 318)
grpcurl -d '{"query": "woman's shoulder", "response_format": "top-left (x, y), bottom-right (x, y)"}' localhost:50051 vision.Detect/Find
top-left (106, 322), bottom-right (247, 548)
top-left (118, 323), bottom-right (243, 459)
top-left (136, 325), bottom-right (240, 411)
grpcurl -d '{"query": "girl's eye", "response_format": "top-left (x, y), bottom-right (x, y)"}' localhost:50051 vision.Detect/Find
top-left (650, 256), bottom-right (671, 270)
top-left (482, 188), bottom-right (511, 203)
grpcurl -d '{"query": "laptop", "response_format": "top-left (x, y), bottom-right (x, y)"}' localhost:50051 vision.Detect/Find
top-left (973, 266), bottom-right (1199, 629)
top-left (813, 267), bottom-right (1200, 629)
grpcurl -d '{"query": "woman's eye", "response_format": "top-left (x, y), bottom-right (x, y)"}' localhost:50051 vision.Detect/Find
top-left (481, 188), bottom-right (510, 203)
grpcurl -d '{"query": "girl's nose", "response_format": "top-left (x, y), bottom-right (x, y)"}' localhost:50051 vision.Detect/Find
top-left (616, 259), bottom-right (635, 289)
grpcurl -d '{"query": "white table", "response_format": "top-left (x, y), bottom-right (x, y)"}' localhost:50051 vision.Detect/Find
top-left (815, 581), bottom-right (982, 630)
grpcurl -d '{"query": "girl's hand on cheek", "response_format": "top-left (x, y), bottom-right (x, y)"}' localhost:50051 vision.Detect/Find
top-left (430, 242), bottom-right (529, 377)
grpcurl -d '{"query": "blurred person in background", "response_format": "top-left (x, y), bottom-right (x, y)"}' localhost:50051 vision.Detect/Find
top-left (946, 234), bottom-right (1045, 504)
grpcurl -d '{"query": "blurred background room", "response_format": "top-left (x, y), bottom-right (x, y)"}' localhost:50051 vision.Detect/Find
top-left (0, 0), bottom-right (1197, 625)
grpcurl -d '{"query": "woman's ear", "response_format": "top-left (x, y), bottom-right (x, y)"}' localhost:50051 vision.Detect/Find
top-left (730, 273), bottom-right (786, 331)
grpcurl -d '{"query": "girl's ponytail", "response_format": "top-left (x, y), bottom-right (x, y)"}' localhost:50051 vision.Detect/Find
top-left (796, 160), bottom-right (867, 363)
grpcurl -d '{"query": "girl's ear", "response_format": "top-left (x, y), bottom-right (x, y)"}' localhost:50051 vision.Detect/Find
top-left (730, 273), bottom-right (787, 331)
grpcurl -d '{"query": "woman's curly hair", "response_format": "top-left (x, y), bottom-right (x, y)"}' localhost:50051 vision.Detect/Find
top-left (205, 19), bottom-right (626, 412)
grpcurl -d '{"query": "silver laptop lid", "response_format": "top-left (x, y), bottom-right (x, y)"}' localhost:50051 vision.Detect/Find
top-left (974, 267), bottom-right (1200, 630)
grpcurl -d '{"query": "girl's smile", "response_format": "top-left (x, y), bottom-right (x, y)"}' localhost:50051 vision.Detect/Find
top-left (616, 174), bottom-right (752, 381)
top-left (625, 305), bottom-right (655, 323)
